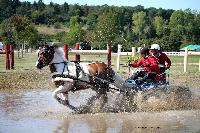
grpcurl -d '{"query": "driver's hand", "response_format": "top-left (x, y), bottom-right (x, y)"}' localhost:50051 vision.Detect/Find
top-left (146, 64), bottom-right (151, 67)
top-left (166, 64), bottom-right (170, 69)
top-left (128, 63), bottom-right (132, 67)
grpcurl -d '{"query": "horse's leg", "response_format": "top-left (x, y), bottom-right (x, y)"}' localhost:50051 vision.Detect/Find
top-left (85, 90), bottom-right (107, 106)
top-left (52, 85), bottom-right (63, 100)
top-left (92, 88), bottom-right (108, 111)
top-left (75, 88), bottom-right (108, 113)
top-left (60, 93), bottom-right (68, 101)
top-left (52, 85), bottom-right (66, 105)
top-left (99, 90), bottom-right (108, 108)
top-left (52, 82), bottom-right (73, 105)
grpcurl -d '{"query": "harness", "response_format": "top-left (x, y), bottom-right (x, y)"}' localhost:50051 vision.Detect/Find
top-left (51, 61), bottom-right (83, 81)
top-left (51, 61), bottom-right (114, 92)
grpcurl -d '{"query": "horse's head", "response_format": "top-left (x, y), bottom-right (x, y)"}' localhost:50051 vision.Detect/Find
top-left (35, 45), bottom-right (55, 69)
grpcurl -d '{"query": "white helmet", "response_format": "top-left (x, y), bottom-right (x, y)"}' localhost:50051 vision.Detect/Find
top-left (150, 44), bottom-right (160, 50)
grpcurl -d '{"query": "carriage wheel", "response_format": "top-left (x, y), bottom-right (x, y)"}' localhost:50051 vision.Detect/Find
top-left (63, 87), bottom-right (108, 113)
top-left (135, 85), bottom-right (192, 111)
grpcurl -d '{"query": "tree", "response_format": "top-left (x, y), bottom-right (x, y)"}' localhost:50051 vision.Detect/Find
top-left (0, 15), bottom-right (38, 48)
top-left (193, 12), bottom-right (200, 43)
top-left (16, 1), bottom-right (32, 17)
top-left (169, 9), bottom-right (196, 48)
top-left (93, 11), bottom-right (119, 49)
top-left (154, 16), bottom-right (167, 37)
top-left (53, 3), bottom-right (61, 14)
top-left (66, 16), bottom-right (85, 47)
top-left (37, 0), bottom-right (45, 11)
top-left (63, 2), bottom-right (69, 13)
top-left (84, 30), bottom-right (95, 47)
top-left (11, 0), bottom-right (20, 13)
top-left (0, 0), bottom-right (13, 22)
top-left (132, 11), bottom-right (147, 41)
top-left (54, 31), bottom-right (66, 42)
top-left (68, 4), bottom-right (81, 17)
top-left (85, 13), bottom-right (97, 30)
top-left (32, 1), bottom-right (38, 10)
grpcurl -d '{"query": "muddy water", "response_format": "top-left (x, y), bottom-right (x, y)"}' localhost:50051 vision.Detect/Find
top-left (0, 88), bottom-right (200, 133)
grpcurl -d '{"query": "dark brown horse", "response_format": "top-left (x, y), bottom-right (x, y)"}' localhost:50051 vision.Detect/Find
top-left (35, 45), bottom-right (126, 111)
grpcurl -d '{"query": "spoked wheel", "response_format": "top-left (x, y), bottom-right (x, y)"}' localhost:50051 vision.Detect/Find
top-left (60, 88), bottom-right (108, 113)
top-left (135, 85), bottom-right (192, 111)
top-left (140, 86), bottom-right (168, 101)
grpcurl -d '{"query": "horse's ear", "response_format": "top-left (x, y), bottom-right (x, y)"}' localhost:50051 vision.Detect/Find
top-left (50, 45), bottom-right (54, 49)
top-left (42, 44), bottom-right (49, 49)
top-left (51, 43), bottom-right (58, 48)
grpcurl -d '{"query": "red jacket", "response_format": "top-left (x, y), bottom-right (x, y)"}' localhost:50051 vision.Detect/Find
top-left (131, 55), bottom-right (160, 74)
top-left (154, 52), bottom-right (171, 68)
top-left (151, 52), bottom-right (171, 80)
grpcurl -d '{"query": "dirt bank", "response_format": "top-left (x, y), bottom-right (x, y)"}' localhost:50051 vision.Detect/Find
top-left (0, 69), bottom-right (53, 90)
top-left (0, 69), bottom-right (199, 91)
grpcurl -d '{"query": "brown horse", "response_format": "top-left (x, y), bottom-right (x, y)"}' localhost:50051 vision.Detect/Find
top-left (35, 45), bottom-right (126, 111)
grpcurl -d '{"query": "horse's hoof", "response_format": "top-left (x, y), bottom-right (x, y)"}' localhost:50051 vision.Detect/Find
top-left (57, 97), bottom-right (68, 106)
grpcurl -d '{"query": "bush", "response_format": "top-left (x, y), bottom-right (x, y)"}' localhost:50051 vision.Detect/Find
top-left (54, 22), bottom-right (61, 29)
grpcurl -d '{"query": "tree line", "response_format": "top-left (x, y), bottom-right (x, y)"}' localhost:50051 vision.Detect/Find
top-left (0, 0), bottom-right (200, 52)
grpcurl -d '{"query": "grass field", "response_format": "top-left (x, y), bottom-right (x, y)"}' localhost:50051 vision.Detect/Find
top-left (37, 25), bottom-right (68, 35)
top-left (0, 51), bottom-right (199, 90)
top-left (0, 52), bottom-right (200, 74)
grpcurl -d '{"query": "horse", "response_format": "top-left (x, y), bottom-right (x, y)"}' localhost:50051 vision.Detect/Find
top-left (35, 45), bottom-right (127, 112)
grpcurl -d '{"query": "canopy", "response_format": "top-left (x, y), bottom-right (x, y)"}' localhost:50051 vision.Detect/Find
top-left (180, 44), bottom-right (200, 51)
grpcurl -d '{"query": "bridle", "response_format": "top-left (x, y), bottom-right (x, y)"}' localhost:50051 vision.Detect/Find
top-left (37, 45), bottom-right (83, 80)
top-left (37, 45), bottom-right (55, 69)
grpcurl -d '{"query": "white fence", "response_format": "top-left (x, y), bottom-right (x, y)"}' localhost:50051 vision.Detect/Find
top-left (116, 45), bottom-right (200, 72)
top-left (182, 49), bottom-right (200, 72)
top-left (116, 45), bottom-right (137, 70)
top-left (163, 52), bottom-right (184, 56)
top-left (164, 50), bottom-right (200, 72)
top-left (68, 45), bottom-right (112, 67)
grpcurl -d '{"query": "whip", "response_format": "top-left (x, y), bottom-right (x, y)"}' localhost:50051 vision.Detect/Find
top-left (127, 57), bottom-right (131, 79)
top-left (165, 68), bottom-right (170, 85)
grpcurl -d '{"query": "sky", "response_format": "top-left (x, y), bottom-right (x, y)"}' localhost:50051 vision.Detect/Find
top-left (20, 0), bottom-right (200, 11)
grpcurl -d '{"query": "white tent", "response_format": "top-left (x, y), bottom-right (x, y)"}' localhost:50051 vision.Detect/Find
top-left (0, 42), bottom-right (3, 50)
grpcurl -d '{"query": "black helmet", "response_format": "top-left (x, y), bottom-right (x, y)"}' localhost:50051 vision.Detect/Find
top-left (140, 47), bottom-right (149, 56)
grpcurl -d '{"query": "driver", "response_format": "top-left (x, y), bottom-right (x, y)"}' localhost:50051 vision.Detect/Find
top-left (129, 46), bottom-right (160, 83)
top-left (150, 44), bottom-right (171, 81)
top-left (150, 44), bottom-right (171, 69)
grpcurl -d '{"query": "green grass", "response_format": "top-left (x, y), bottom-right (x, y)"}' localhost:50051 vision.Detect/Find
top-left (170, 55), bottom-right (200, 63)
top-left (0, 52), bottom-right (37, 71)
top-left (0, 52), bottom-right (199, 90)
top-left (0, 52), bottom-right (199, 74)
top-left (37, 25), bottom-right (68, 35)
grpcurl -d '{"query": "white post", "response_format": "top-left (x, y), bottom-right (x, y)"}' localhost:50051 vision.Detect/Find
top-left (199, 58), bottom-right (200, 72)
top-left (117, 44), bottom-right (122, 71)
top-left (23, 42), bottom-right (26, 53)
top-left (184, 48), bottom-right (188, 73)
top-left (132, 47), bottom-right (136, 56)
top-left (137, 47), bottom-right (141, 53)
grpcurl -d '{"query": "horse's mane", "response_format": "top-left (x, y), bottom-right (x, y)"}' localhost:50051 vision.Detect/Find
top-left (54, 46), bottom-right (68, 61)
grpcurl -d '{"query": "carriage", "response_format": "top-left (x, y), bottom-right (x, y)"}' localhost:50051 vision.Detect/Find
top-left (35, 45), bottom-right (191, 112)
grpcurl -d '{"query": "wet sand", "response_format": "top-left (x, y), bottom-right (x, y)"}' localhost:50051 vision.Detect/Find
top-left (0, 88), bottom-right (200, 133)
